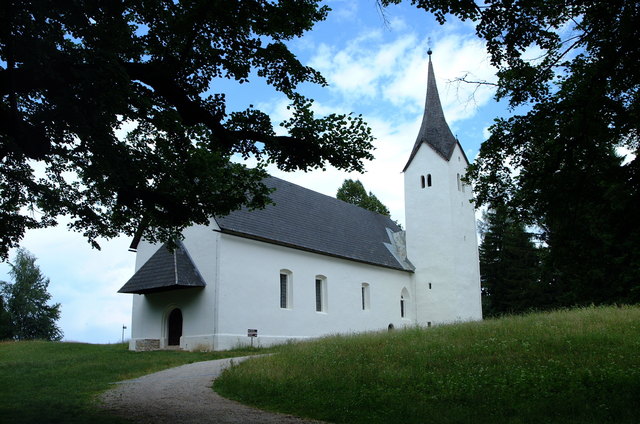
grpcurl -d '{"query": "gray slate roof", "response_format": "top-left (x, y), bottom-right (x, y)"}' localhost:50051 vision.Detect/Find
top-left (119, 242), bottom-right (206, 294)
top-left (403, 55), bottom-right (461, 170)
top-left (216, 176), bottom-right (411, 272)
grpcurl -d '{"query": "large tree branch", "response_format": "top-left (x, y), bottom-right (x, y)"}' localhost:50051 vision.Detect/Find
top-left (1, 61), bottom-right (318, 162)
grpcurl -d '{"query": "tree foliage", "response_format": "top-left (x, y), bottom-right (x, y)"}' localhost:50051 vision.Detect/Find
top-left (336, 179), bottom-right (390, 216)
top-left (0, 0), bottom-right (375, 259)
top-left (384, 0), bottom-right (640, 305)
top-left (0, 248), bottom-right (62, 341)
top-left (0, 296), bottom-right (12, 340)
top-left (479, 205), bottom-right (547, 317)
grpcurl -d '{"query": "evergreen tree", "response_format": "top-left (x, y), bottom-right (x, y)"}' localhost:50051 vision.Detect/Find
top-left (0, 249), bottom-right (62, 341)
top-left (0, 296), bottom-right (11, 340)
top-left (336, 179), bottom-right (390, 216)
top-left (479, 205), bottom-right (546, 316)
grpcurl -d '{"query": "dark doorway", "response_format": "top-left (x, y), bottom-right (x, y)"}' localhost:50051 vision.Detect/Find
top-left (167, 308), bottom-right (183, 346)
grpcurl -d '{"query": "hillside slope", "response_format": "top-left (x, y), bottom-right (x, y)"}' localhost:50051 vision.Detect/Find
top-left (214, 306), bottom-right (640, 424)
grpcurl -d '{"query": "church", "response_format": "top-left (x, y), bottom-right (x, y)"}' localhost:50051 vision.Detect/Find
top-left (119, 53), bottom-right (483, 351)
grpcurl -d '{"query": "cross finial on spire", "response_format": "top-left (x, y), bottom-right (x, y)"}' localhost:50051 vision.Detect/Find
top-left (427, 37), bottom-right (432, 58)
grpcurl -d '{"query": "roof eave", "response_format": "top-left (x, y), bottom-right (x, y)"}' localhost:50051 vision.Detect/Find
top-left (118, 285), bottom-right (204, 295)
top-left (217, 228), bottom-right (413, 273)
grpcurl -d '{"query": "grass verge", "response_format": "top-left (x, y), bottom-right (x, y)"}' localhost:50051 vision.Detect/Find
top-left (0, 341), bottom-right (266, 424)
top-left (214, 305), bottom-right (640, 424)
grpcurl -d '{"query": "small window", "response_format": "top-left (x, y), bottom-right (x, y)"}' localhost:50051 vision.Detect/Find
top-left (280, 270), bottom-right (293, 309)
top-left (428, 283), bottom-right (432, 289)
top-left (400, 287), bottom-right (410, 319)
top-left (361, 283), bottom-right (370, 310)
top-left (427, 174), bottom-right (432, 187)
top-left (457, 173), bottom-right (461, 191)
top-left (315, 275), bottom-right (327, 312)
top-left (420, 175), bottom-right (425, 188)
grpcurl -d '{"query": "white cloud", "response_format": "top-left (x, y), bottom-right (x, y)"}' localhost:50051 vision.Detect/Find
top-left (0, 222), bottom-right (134, 344)
top-left (328, 0), bottom-right (359, 21)
top-left (308, 24), bottom-right (496, 125)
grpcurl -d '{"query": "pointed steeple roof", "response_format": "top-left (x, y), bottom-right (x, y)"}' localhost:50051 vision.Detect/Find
top-left (403, 51), bottom-right (459, 171)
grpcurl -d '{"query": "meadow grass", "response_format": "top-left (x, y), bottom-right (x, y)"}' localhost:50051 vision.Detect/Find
top-left (214, 305), bottom-right (640, 424)
top-left (0, 341), bottom-right (266, 424)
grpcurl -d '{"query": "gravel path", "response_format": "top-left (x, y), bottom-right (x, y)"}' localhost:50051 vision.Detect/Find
top-left (98, 356), bottom-right (325, 424)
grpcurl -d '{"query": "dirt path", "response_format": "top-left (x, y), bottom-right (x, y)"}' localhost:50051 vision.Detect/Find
top-left (99, 356), bottom-right (325, 424)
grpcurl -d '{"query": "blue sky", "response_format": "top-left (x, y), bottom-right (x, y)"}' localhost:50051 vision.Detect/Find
top-left (0, 0), bottom-right (508, 344)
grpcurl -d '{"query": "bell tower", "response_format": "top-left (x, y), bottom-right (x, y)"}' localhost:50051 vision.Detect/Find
top-left (403, 50), bottom-right (482, 325)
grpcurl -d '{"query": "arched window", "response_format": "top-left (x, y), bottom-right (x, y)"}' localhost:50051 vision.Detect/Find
top-left (361, 283), bottom-right (370, 310)
top-left (420, 175), bottom-right (425, 188)
top-left (457, 173), bottom-right (461, 191)
top-left (315, 275), bottom-right (327, 312)
top-left (400, 287), bottom-right (411, 319)
top-left (280, 269), bottom-right (293, 309)
top-left (427, 174), bottom-right (432, 187)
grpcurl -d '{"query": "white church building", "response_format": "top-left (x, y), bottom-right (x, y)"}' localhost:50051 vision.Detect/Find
top-left (119, 54), bottom-right (483, 351)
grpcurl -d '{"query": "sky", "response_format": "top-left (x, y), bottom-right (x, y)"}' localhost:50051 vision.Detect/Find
top-left (0, 0), bottom-right (511, 344)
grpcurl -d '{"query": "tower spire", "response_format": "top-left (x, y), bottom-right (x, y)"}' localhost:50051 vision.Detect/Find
top-left (402, 50), bottom-right (458, 171)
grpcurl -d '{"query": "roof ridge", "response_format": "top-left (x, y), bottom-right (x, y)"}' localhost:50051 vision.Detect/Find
top-left (266, 175), bottom-right (394, 219)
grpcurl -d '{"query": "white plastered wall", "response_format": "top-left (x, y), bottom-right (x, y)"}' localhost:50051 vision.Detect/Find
top-left (404, 143), bottom-right (482, 326)
top-left (128, 221), bottom-right (220, 351)
top-left (213, 234), bottom-right (414, 350)
top-left (128, 220), bottom-right (415, 351)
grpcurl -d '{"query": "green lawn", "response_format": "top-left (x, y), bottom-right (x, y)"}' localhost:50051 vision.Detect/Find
top-left (0, 341), bottom-right (265, 424)
top-left (214, 306), bottom-right (640, 424)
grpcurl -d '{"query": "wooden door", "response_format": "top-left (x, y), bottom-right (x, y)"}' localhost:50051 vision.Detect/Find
top-left (168, 308), bottom-right (182, 346)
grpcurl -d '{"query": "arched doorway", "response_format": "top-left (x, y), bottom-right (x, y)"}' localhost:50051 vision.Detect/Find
top-left (167, 308), bottom-right (183, 346)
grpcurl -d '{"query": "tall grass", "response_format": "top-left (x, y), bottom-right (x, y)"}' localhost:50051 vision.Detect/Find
top-left (214, 306), bottom-right (640, 423)
top-left (0, 341), bottom-right (265, 424)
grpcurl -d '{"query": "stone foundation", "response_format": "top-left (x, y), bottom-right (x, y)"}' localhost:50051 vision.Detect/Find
top-left (134, 339), bottom-right (160, 351)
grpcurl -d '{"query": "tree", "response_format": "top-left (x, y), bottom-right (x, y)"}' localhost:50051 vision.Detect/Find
top-left (479, 205), bottom-right (546, 317)
top-left (0, 296), bottom-right (12, 340)
top-left (0, 248), bottom-right (62, 341)
top-left (382, 0), bottom-right (640, 305)
top-left (0, 1), bottom-right (375, 259)
top-left (336, 179), bottom-right (390, 216)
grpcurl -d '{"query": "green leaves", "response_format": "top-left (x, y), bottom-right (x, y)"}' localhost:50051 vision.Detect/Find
top-left (336, 179), bottom-right (390, 216)
top-left (0, 0), bottom-right (374, 258)
top-left (0, 248), bottom-right (62, 341)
